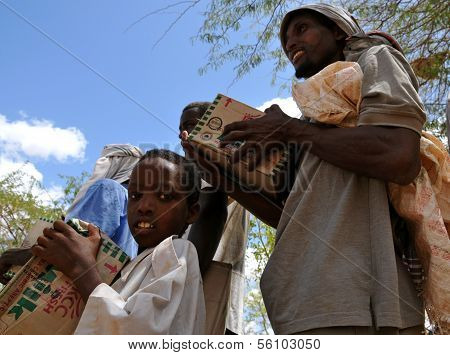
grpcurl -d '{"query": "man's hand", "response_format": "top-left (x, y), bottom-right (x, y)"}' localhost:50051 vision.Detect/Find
top-left (31, 220), bottom-right (101, 281)
top-left (0, 248), bottom-right (33, 285)
top-left (219, 104), bottom-right (299, 170)
top-left (218, 103), bottom-right (421, 185)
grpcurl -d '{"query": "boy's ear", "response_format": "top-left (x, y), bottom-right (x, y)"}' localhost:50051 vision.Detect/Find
top-left (186, 202), bottom-right (200, 225)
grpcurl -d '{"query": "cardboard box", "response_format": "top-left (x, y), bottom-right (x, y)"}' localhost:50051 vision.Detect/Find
top-left (188, 94), bottom-right (289, 199)
top-left (0, 219), bottom-right (129, 334)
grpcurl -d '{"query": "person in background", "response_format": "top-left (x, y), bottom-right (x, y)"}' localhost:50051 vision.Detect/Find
top-left (180, 102), bottom-right (249, 335)
top-left (66, 144), bottom-right (143, 258)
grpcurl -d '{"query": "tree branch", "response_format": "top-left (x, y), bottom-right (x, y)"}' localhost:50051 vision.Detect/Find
top-left (124, 1), bottom-right (198, 33)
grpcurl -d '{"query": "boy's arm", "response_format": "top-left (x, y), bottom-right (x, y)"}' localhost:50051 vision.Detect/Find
top-left (182, 140), bottom-right (282, 228)
top-left (187, 188), bottom-right (228, 275)
top-left (31, 220), bottom-right (102, 302)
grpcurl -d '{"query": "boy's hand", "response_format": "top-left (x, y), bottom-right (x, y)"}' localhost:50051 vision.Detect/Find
top-left (31, 221), bottom-right (101, 281)
top-left (0, 248), bottom-right (33, 284)
top-left (219, 104), bottom-right (297, 170)
top-left (181, 139), bottom-right (234, 191)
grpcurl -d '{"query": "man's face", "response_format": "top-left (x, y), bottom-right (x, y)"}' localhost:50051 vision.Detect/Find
top-left (284, 13), bottom-right (344, 79)
top-left (127, 157), bottom-right (198, 250)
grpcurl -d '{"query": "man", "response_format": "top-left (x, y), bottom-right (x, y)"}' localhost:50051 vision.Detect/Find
top-left (194, 4), bottom-right (426, 334)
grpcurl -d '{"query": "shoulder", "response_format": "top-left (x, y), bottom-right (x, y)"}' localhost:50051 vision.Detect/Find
top-left (345, 36), bottom-right (408, 67)
top-left (357, 44), bottom-right (406, 66)
top-left (357, 45), bottom-right (419, 87)
top-left (89, 178), bottom-right (127, 192)
top-left (151, 237), bottom-right (199, 272)
top-left (86, 179), bottom-right (128, 202)
top-left (171, 238), bottom-right (201, 278)
top-left (172, 238), bottom-right (199, 262)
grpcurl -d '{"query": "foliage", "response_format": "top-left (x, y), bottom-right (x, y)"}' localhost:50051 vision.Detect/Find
top-left (170, 0), bottom-right (449, 105)
top-left (244, 215), bottom-right (275, 334)
top-left (57, 171), bottom-right (90, 211)
top-left (244, 287), bottom-right (272, 334)
top-left (147, 0), bottom-right (449, 139)
top-left (195, 0), bottom-right (296, 87)
top-left (0, 170), bottom-right (88, 252)
top-left (345, 0), bottom-right (449, 107)
top-left (423, 104), bottom-right (448, 146)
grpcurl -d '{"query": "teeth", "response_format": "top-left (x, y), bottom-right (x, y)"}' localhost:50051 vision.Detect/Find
top-left (137, 222), bottom-right (154, 229)
top-left (293, 50), bottom-right (304, 62)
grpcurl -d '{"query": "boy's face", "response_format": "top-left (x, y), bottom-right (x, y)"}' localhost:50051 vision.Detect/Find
top-left (127, 157), bottom-right (199, 249)
top-left (179, 108), bottom-right (201, 137)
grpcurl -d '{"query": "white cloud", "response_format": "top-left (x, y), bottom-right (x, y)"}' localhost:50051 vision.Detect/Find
top-left (0, 114), bottom-right (87, 162)
top-left (38, 185), bottom-right (65, 206)
top-left (0, 156), bottom-right (65, 207)
top-left (257, 97), bottom-right (302, 118)
top-left (0, 112), bottom-right (88, 207)
top-left (0, 156), bottom-right (43, 182)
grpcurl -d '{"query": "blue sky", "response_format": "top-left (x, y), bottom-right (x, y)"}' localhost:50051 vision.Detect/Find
top-left (0, 0), bottom-right (300, 200)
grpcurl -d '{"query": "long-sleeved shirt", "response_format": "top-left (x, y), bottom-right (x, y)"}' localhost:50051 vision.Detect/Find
top-left (75, 236), bottom-right (205, 334)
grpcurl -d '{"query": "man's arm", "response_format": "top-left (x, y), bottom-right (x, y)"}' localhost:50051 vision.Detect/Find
top-left (221, 105), bottom-right (421, 186)
top-left (287, 120), bottom-right (421, 185)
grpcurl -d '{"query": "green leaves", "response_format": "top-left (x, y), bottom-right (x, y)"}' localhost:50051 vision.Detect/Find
top-left (194, 0), bottom-right (293, 83)
top-left (0, 170), bottom-right (88, 252)
top-left (346, 0), bottom-right (449, 109)
top-left (192, 0), bottom-right (448, 142)
top-left (244, 215), bottom-right (275, 334)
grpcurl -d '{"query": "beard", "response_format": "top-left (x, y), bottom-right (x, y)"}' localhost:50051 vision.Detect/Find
top-left (294, 48), bottom-right (342, 79)
top-left (294, 59), bottom-right (317, 79)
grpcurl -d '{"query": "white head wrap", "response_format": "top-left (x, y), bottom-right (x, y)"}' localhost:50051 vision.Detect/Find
top-left (67, 144), bottom-right (143, 212)
top-left (279, 3), bottom-right (364, 55)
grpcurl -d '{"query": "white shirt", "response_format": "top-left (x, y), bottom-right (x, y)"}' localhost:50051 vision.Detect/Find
top-left (75, 237), bottom-right (205, 334)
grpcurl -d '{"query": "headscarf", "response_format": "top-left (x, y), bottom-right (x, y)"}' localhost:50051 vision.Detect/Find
top-left (279, 3), bottom-right (364, 56)
top-left (67, 144), bottom-right (143, 212)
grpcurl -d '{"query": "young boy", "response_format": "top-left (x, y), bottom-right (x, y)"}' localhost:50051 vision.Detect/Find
top-left (31, 149), bottom-right (205, 334)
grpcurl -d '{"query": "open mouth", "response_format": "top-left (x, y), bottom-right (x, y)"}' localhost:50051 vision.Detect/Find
top-left (136, 221), bottom-right (156, 230)
top-left (292, 50), bottom-right (305, 63)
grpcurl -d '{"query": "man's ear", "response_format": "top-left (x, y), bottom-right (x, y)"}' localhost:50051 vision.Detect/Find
top-left (186, 201), bottom-right (200, 225)
top-left (333, 26), bottom-right (347, 41)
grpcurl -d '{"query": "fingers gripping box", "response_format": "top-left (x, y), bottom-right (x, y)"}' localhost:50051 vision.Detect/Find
top-left (0, 219), bottom-right (129, 334)
top-left (188, 94), bottom-right (290, 199)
